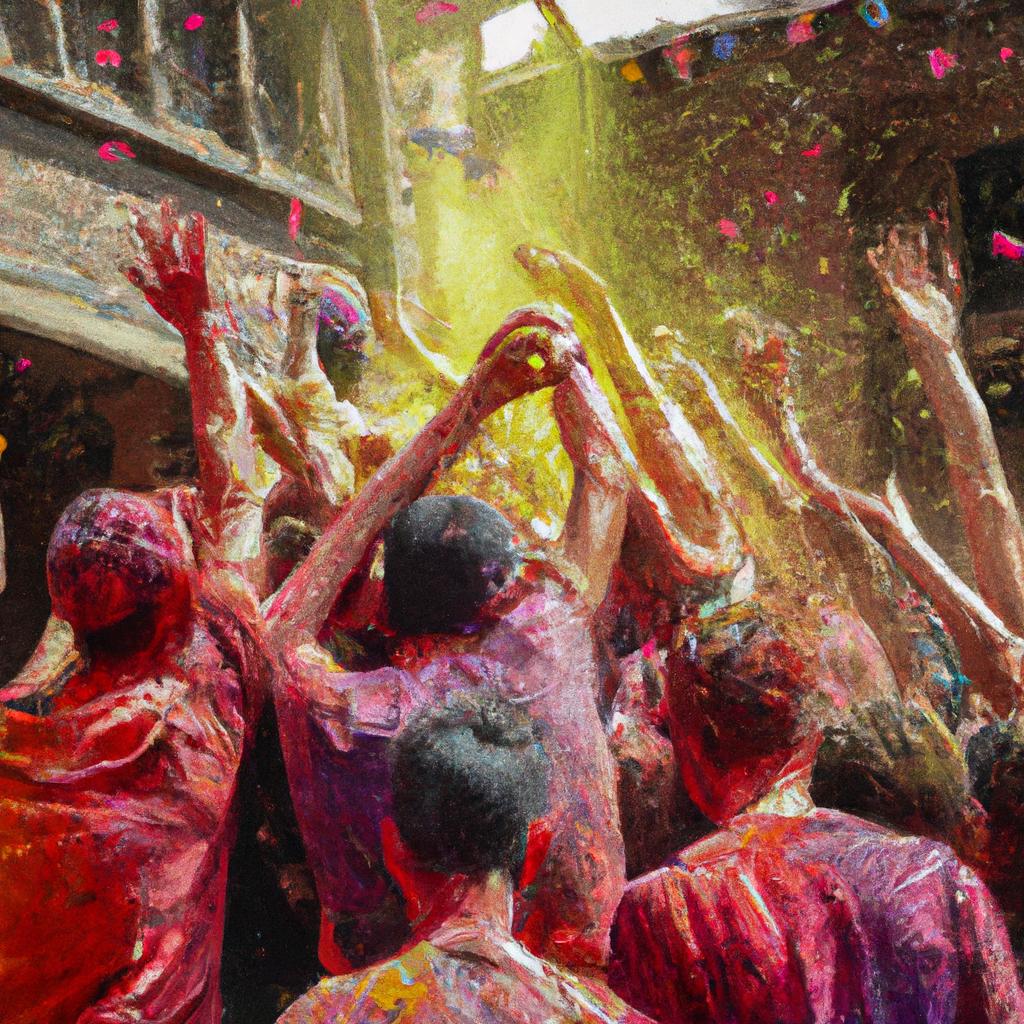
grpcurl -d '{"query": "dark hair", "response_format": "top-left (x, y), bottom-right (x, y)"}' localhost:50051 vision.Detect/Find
top-left (389, 691), bottom-right (549, 876)
top-left (384, 495), bottom-right (519, 635)
top-left (968, 720), bottom-right (1024, 810)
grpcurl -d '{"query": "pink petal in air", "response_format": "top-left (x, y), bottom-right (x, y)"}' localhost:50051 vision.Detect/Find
top-left (288, 198), bottom-right (303, 242)
top-left (928, 47), bottom-right (957, 79)
top-left (96, 18), bottom-right (119, 32)
top-left (97, 140), bottom-right (136, 162)
top-left (184, 13), bottom-right (204, 30)
top-left (764, 190), bottom-right (779, 205)
top-left (993, 231), bottom-right (1024, 260)
top-left (415, 2), bottom-right (459, 23)
top-left (787, 17), bottom-right (816, 45)
top-left (14, 358), bottom-right (31, 374)
top-left (1001, 47), bottom-right (1014, 63)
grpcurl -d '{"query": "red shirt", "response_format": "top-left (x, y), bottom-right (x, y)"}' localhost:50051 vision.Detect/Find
top-left (609, 808), bottom-right (1024, 1024)
top-left (0, 588), bottom-right (261, 1024)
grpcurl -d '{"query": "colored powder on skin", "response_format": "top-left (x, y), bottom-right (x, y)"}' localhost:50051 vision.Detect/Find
top-left (183, 13), bottom-right (204, 30)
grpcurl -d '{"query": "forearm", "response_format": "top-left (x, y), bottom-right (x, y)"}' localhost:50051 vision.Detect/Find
top-left (266, 377), bottom-right (485, 643)
top-left (899, 320), bottom-right (1024, 634)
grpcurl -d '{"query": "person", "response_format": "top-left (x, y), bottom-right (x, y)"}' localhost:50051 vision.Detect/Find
top-left (0, 202), bottom-right (285, 1023)
top-left (266, 311), bottom-right (630, 976)
top-left (277, 691), bottom-right (653, 1024)
top-left (608, 606), bottom-right (1024, 1024)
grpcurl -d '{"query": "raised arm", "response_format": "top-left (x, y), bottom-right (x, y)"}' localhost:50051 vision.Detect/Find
top-left (265, 308), bottom-right (584, 648)
top-left (516, 245), bottom-right (743, 581)
top-left (869, 225), bottom-right (1024, 637)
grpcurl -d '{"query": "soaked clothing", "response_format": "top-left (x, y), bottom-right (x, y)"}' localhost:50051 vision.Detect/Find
top-left (276, 562), bottom-right (626, 973)
top-left (0, 587), bottom-right (261, 1024)
top-left (277, 920), bottom-right (654, 1024)
top-left (609, 807), bottom-right (1024, 1024)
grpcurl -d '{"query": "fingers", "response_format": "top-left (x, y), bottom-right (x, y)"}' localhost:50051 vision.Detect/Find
top-left (183, 212), bottom-right (207, 275)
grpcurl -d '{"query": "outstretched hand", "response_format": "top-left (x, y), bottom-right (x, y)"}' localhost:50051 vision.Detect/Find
top-left (867, 223), bottom-right (962, 343)
top-left (122, 199), bottom-right (211, 333)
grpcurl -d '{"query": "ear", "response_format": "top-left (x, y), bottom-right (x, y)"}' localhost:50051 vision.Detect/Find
top-left (517, 818), bottom-right (553, 893)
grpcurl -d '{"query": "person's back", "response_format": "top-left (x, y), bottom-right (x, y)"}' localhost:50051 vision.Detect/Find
top-left (278, 690), bottom-right (647, 1024)
top-left (608, 607), bottom-right (1024, 1024)
top-left (275, 497), bottom-right (624, 973)
top-left (612, 806), bottom-right (1021, 1024)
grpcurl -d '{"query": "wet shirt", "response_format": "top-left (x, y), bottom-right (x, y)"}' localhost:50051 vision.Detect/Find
top-left (277, 921), bottom-right (654, 1024)
top-left (609, 808), bottom-right (1024, 1024)
top-left (0, 593), bottom-right (260, 1024)
top-left (275, 564), bottom-right (626, 973)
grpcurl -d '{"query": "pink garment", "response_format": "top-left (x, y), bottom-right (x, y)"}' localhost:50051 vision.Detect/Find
top-left (278, 920), bottom-right (653, 1023)
top-left (0, 587), bottom-right (261, 1024)
top-left (609, 808), bottom-right (1024, 1024)
top-left (275, 563), bottom-right (626, 973)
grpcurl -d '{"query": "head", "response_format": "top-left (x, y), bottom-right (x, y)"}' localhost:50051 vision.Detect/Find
top-left (968, 719), bottom-right (1024, 814)
top-left (666, 609), bottom-right (822, 824)
top-left (384, 495), bottom-right (520, 636)
top-left (386, 691), bottom-right (550, 891)
top-left (47, 489), bottom-right (191, 638)
top-left (316, 286), bottom-right (371, 400)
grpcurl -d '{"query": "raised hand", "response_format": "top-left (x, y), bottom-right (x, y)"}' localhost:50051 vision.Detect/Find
top-left (472, 306), bottom-right (585, 418)
top-left (867, 224), bottom-right (963, 343)
top-left (123, 199), bottom-right (211, 334)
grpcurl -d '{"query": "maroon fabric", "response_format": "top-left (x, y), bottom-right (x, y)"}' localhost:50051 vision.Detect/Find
top-left (609, 808), bottom-right (1024, 1024)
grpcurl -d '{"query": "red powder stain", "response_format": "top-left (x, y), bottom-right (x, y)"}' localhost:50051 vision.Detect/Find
top-left (929, 47), bottom-right (957, 79)
top-left (95, 49), bottom-right (121, 67)
top-left (288, 198), bottom-right (303, 242)
top-left (290, 0), bottom-right (301, 7)
top-left (764, 190), bottom-right (779, 205)
top-left (801, 143), bottom-right (822, 157)
top-left (993, 231), bottom-right (1024, 260)
top-left (719, 218), bottom-right (739, 239)
top-left (787, 16), bottom-right (816, 45)
top-left (664, 37), bottom-right (695, 80)
top-left (97, 140), bottom-right (136, 162)
top-left (183, 13), bottom-right (204, 30)
top-left (14, 358), bottom-right (31, 374)
top-left (96, 18), bottom-right (119, 32)
top-left (1001, 47), bottom-right (1014, 63)
top-left (415, 1), bottom-right (459, 22)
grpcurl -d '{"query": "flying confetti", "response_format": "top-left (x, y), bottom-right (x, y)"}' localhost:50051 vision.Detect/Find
top-left (95, 49), bottom-right (121, 67)
top-left (97, 141), bottom-right (136, 162)
top-left (183, 13), bottom-right (204, 30)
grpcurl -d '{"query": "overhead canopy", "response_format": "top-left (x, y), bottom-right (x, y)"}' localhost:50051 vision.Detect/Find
top-left (545, 0), bottom-right (844, 61)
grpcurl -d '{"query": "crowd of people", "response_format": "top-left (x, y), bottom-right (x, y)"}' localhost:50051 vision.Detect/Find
top-left (1, 200), bottom-right (1024, 1024)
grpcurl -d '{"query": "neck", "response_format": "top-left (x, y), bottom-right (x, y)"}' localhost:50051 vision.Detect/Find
top-left (746, 767), bottom-right (816, 817)
top-left (414, 870), bottom-right (515, 945)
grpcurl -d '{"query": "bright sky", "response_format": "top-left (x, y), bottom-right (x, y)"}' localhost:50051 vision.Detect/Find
top-left (481, 3), bottom-right (550, 72)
